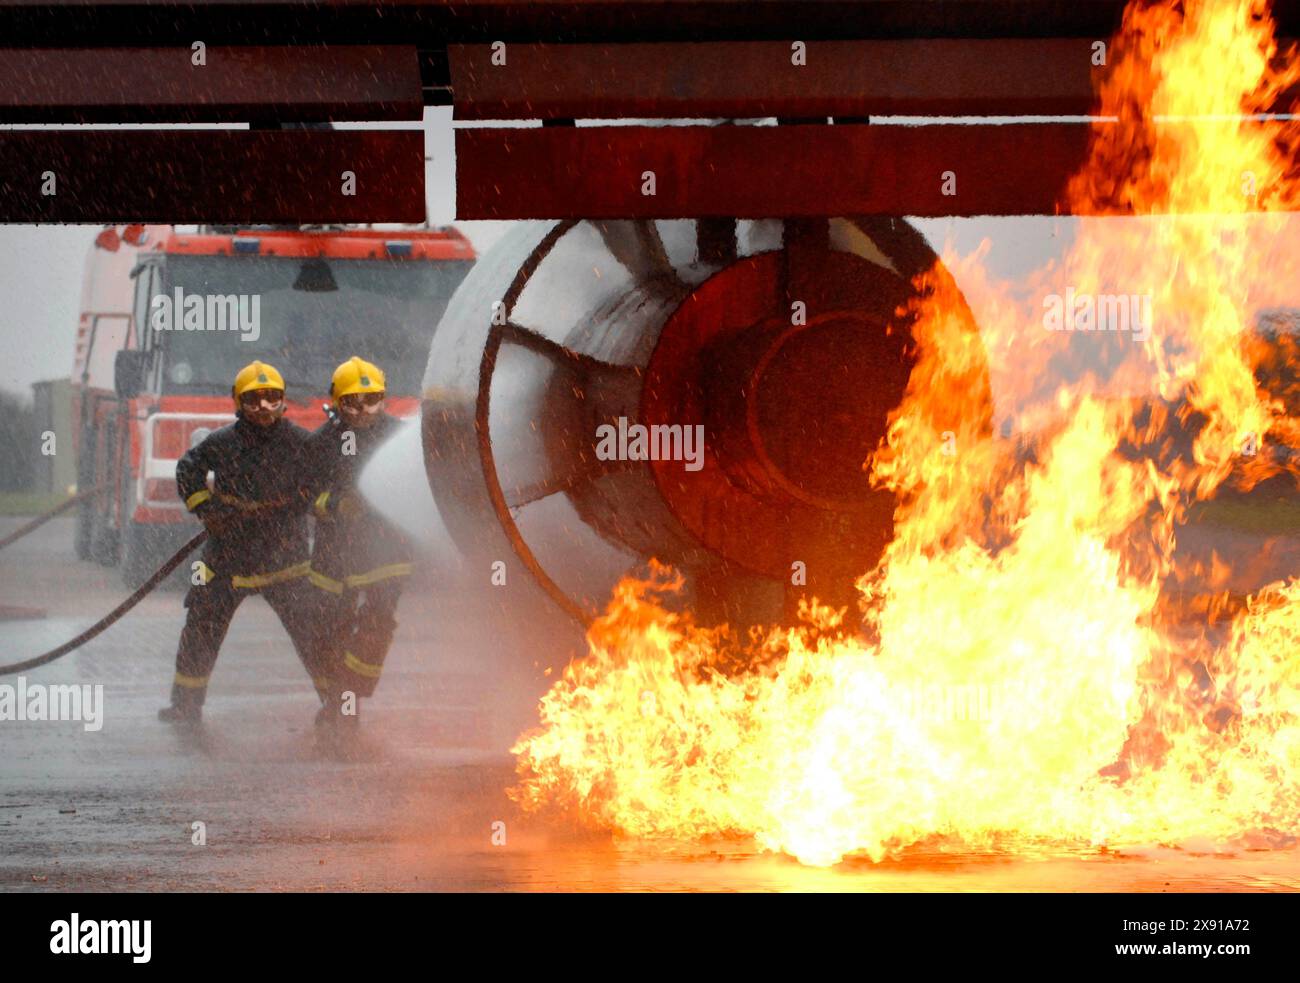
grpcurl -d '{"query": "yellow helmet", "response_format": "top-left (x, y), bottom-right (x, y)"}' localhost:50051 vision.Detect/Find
top-left (331, 356), bottom-right (386, 400)
top-left (232, 361), bottom-right (285, 404)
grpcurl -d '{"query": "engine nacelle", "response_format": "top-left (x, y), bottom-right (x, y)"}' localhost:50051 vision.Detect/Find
top-left (422, 217), bottom-right (985, 626)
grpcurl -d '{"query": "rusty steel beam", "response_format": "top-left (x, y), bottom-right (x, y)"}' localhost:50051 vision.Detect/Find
top-left (457, 121), bottom-right (1300, 218)
top-left (7, 1), bottom-right (1300, 53)
top-left (457, 122), bottom-right (1097, 218)
top-left (0, 130), bottom-right (424, 222)
top-left (0, 46), bottom-right (423, 123)
top-left (449, 39), bottom-right (1103, 120)
top-left (0, 2), bottom-right (1141, 47)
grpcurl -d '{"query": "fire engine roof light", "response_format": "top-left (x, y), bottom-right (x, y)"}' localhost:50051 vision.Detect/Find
top-left (385, 240), bottom-right (413, 257)
top-left (94, 226), bottom-right (121, 252)
top-left (232, 237), bottom-right (261, 254)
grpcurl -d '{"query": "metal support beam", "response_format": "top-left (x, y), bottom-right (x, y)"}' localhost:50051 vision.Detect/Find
top-left (457, 122), bottom-right (1097, 218)
top-left (449, 39), bottom-right (1101, 120)
top-left (0, 130), bottom-right (425, 222)
top-left (0, 46), bottom-right (422, 123)
top-left (0, 2), bottom-right (1141, 47)
top-left (458, 120), bottom-right (1300, 218)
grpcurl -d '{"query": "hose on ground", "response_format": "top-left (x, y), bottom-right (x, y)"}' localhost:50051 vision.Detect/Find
top-left (0, 531), bottom-right (206, 677)
top-left (0, 485), bottom-right (103, 552)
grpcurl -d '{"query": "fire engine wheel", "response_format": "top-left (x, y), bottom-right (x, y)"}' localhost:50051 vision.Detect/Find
top-left (89, 503), bottom-right (119, 567)
top-left (74, 500), bottom-right (93, 561)
top-left (422, 217), bottom-right (988, 626)
top-left (121, 521), bottom-right (155, 591)
top-left (76, 421), bottom-right (122, 567)
top-left (121, 522), bottom-right (191, 591)
top-left (73, 425), bottom-right (98, 561)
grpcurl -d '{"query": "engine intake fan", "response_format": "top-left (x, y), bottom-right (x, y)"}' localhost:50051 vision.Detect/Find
top-left (421, 216), bottom-right (987, 627)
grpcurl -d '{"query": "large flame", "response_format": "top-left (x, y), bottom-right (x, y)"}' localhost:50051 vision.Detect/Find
top-left (511, 0), bottom-right (1300, 866)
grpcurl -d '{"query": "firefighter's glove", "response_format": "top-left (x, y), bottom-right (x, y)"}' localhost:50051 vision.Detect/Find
top-left (336, 493), bottom-right (364, 520)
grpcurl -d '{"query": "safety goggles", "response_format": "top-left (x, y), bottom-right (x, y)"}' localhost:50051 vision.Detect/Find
top-left (238, 388), bottom-right (285, 409)
top-left (339, 391), bottom-right (385, 409)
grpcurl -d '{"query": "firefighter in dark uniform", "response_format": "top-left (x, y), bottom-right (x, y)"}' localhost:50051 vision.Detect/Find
top-left (307, 357), bottom-right (413, 738)
top-left (158, 360), bottom-right (328, 723)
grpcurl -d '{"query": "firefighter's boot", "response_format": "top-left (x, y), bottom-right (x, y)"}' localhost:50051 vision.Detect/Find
top-left (337, 698), bottom-right (361, 733)
top-left (316, 686), bottom-right (364, 758)
top-left (314, 681), bottom-right (353, 732)
top-left (158, 683), bottom-right (204, 725)
top-left (312, 674), bottom-right (335, 730)
top-left (330, 704), bottom-right (364, 760)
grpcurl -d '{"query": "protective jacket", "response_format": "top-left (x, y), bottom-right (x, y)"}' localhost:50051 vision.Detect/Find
top-left (176, 413), bottom-right (314, 586)
top-left (305, 411), bottom-right (413, 592)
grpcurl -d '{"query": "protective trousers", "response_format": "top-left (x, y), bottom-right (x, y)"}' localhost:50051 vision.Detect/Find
top-left (169, 576), bottom-right (330, 710)
top-left (314, 578), bottom-right (404, 698)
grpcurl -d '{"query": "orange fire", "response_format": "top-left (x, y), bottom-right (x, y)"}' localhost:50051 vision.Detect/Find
top-left (511, 0), bottom-right (1300, 866)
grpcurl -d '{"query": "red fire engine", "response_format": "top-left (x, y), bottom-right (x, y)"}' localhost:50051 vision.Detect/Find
top-left (72, 224), bottom-right (475, 586)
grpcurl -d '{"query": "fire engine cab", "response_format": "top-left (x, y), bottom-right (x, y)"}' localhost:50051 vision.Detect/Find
top-left (72, 224), bottom-right (475, 586)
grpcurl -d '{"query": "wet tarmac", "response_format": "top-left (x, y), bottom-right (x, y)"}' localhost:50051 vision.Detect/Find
top-left (2, 518), bottom-right (1298, 892)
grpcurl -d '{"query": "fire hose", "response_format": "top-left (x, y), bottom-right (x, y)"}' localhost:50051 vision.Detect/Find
top-left (0, 485), bottom-right (103, 552)
top-left (0, 530), bottom-right (206, 677)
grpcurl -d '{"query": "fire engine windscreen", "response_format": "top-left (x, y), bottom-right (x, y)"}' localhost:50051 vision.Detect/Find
top-left (155, 256), bottom-right (472, 396)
